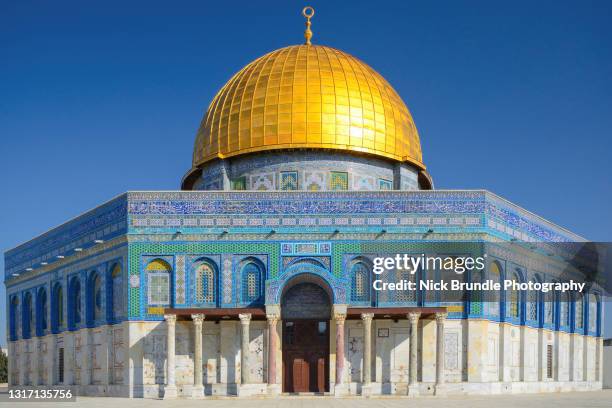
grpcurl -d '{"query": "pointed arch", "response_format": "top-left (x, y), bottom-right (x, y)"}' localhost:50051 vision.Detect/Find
top-left (146, 259), bottom-right (172, 306)
top-left (241, 257), bottom-right (265, 305)
top-left (10, 296), bottom-right (19, 341)
top-left (52, 282), bottom-right (64, 332)
top-left (110, 263), bottom-right (123, 320)
top-left (194, 258), bottom-right (218, 305)
top-left (350, 259), bottom-right (371, 304)
top-left (486, 260), bottom-right (502, 318)
top-left (22, 292), bottom-right (33, 339)
top-left (68, 276), bottom-right (82, 328)
top-left (88, 271), bottom-right (103, 323)
top-left (36, 287), bottom-right (48, 336)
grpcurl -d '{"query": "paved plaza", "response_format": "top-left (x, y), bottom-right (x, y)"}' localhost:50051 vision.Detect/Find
top-left (1, 390), bottom-right (611, 408)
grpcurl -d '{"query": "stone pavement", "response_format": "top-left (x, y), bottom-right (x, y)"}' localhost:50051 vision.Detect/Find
top-left (1, 390), bottom-right (612, 408)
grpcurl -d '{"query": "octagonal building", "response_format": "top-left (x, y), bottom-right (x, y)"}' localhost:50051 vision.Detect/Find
top-left (4, 11), bottom-right (604, 398)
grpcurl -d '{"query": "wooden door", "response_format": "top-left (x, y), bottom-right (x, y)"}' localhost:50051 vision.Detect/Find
top-left (292, 357), bottom-right (310, 392)
top-left (282, 320), bottom-right (329, 393)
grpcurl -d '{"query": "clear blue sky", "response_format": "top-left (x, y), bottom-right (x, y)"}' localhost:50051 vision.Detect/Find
top-left (1, 0), bottom-right (611, 345)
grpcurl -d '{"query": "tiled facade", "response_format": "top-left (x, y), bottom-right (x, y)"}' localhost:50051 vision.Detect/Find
top-left (4, 190), bottom-right (604, 397)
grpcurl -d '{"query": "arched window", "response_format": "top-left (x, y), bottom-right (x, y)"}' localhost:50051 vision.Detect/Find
top-left (10, 296), bottom-right (19, 341)
top-left (90, 273), bottom-right (103, 322)
top-left (526, 275), bottom-right (540, 322)
top-left (195, 261), bottom-right (216, 304)
top-left (241, 262), bottom-right (263, 304)
top-left (350, 261), bottom-right (370, 302)
top-left (69, 277), bottom-right (82, 327)
top-left (588, 293), bottom-right (598, 332)
top-left (23, 292), bottom-right (33, 338)
top-left (486, 261), bottom-right (501, 317)
top-left (37, 287), bottom-right (48, 335)
top-left (111, 264), bottom-right (123, 320)
top-left (52, 283), bottom-right (64, 331)
top-left (575, 294), bottom-right (584, 330)
top-left (560, 291), bottom-right (570, 327)
top-left (507, 271), bottom-right (520, 319)
top-left (544, 282), bottom-right (554, 325)
top-left (146, 259), bottom-right (171, 306)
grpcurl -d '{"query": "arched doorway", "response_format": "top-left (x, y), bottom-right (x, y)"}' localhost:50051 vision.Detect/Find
top-left (281, 274), bottom-right (332, 393)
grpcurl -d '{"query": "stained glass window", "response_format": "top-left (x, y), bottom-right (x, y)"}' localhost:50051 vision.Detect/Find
top-left (241, 262), bottom-right (262, 303)
top-left (588, 294), bottom-right (597, 332)
top-left (196, 262), bottom-right (216, 304)
top-left (378, 178), bottom-right (392, 190)
top-left (560, 292), bottom-right (569, 326)
top-left (280, 171), bottom-right (298, 190)
top-left (395, 271), bottom-right (416, 303)
top-left (575, 295), bottom-right (583, 329)
top-left (526, 278), bottom-right (538, 322)
top-left (146, 259), bottom-right (171, 306)
top-left (330, 171), bottom-right (348, 190)
top-left (486, 262), bottom-right (501, 317)
top-left (507, 272), bottom-right (520, 319)
top-left (350, 262), bottom-right (369, 302)
top-left (544, 290), bottom-right (554, 324)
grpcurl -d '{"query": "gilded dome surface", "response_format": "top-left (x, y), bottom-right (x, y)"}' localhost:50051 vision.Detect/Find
top-left (192, 44), bottom-right (425, 169)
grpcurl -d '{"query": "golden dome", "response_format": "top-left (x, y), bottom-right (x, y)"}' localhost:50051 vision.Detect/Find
top-left (192, 44), bottom-right (425, 170)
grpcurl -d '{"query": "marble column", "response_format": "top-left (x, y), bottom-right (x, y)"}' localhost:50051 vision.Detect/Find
top-left (407, 312), bottom-right (421, 396)
top-left (334, 312), bottom-right (346, 386)
top-left (82, 328), bottom-right (93, 386)
top-left (46, 335), bottom-right (56, 386)
top-left (192, 314), bottom-right (205, 398)
top-left (106, 326), bottom-right (114, 386)
top-left (266, 313), bottom-right (279, 386)
top-left (63, 332), bottom-right (75, 385)
top-left (434, 312), bottom-right (447, 396)
top-left (163, 314), bottom-right (177, 399)
top-left (32, 338), bottom-right (40, 386)
top-left (361, 313), bottom-right (374, 397)
top-left (239, 313), bottom-right (252, 385)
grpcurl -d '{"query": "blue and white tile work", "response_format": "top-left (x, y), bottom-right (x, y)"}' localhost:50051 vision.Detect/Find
top-left (186, 151), bottom-right (423, 191)
top-left (4, 189), bottom-right (603, 397)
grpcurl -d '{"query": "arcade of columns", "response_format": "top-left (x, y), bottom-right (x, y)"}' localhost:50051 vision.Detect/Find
top-left (161, 310), bottom-right (448, 398)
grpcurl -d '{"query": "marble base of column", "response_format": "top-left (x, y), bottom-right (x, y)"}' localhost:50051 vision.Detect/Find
top-left (333, 383), bottom-right (349, 397)
top-left (191, 384), bottom-right (204, 399)
top-left (361, 383), bottom-right (373, 397)
top-left (408, 383), bottom-right (420, 397)
top-left (163, 385), bottom-right (178, 399)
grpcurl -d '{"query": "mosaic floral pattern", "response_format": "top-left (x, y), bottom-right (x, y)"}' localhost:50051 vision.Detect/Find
top-left (330, 171), bottom-right (348, 190)
top-left (280, 171), bottom-right (298, 190)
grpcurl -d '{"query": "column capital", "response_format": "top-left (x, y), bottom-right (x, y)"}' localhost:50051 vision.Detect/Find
top-left (435, 312), bottom-right (448, 323)
top-left (360, 312), bottom-right (374, 323)
top-left (266, 313), bottom-right (280, 324)
top-left (239, 313), bottom-right (252, 324)
top-left (407, 311), bottom-right (421, 324)
top-left (334, 313), bottom-right (347, 323)
top-left (164, 314), bottom-right (177, 324)
top-left (191, 314), bottom-right (206, 325)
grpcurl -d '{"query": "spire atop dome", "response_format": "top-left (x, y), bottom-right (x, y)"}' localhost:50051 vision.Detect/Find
top-left (302, 6), bottom-right (314, 45)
